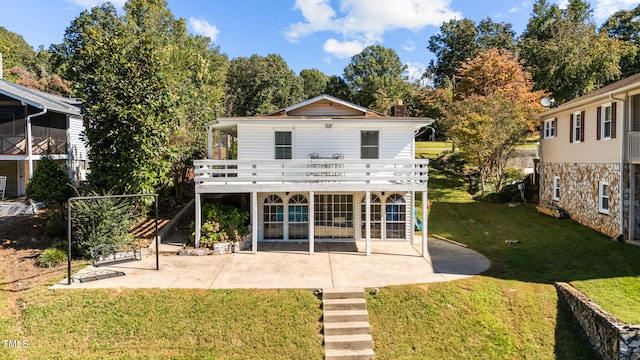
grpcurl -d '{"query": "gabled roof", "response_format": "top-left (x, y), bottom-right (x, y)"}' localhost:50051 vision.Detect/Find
top-left (0, 78), bottom-right (81, 115)
top-left (537, 72), bottom-right (640, 119)
top-left (273, 94), bottom-right (383, 117)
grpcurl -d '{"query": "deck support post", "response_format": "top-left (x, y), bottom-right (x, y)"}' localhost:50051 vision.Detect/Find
top-left (309, 191), bottom-right (315, 255)
top-left (195, 193), bottom-right (202, 248)
top-left (365, 191), bottom-right (371, 256)
top-left (422, 190), bottom-right (428, 258)
top-left (252, 191), bottom-right (258, 254)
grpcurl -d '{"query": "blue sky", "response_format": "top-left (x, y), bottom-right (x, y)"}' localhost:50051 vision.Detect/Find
top-left (1, 0), bottom-right (638, 79)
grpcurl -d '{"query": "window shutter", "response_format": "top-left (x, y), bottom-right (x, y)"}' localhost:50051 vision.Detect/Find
top-left (553, 118), bottom-right (557, 136)
top-left (597, 106), bottom-right (601, 140)
top-left (540, 121), bottom-right (544, 138)
top-left (569, 114), bottom-right (574, 143)
top-left (580, 110), bottom-right (585, 142)
top-left (612, 102), bottom-right (617, 139)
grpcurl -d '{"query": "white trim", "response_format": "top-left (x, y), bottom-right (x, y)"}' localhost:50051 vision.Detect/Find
top-left (553, 176), bottom-right (560, 201)
top-left (598, 181), bottom-right (610, 215)
top-left (572, 111), bottom-right (582, 143)
top-left (283, 94), bottom-right (370, 114)
top-left (543, 118), bottom-right (556, 139)
top-left (600, 102), bottom-right (612, 140)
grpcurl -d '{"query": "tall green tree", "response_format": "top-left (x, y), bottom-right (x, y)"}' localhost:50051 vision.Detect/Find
top-left (225, 54), bottom-right (303, 116)
top-left (426, 18), bottom-right (478, 88)
top-left (519, 0), bottom-right (624, 104)
top-left (52, 0), bottom-right (227, 197)
top-left (601, 4), bottom-right (640, 78)
top-left (343, 45), bottom-right (408, 113)
top-left (477, 18), bottom-right (516, 52)
top-left (300, 69), bottom-right (328, 99)
top-left (53, 2), bottom-right (175, 196)
top-left (324, 75), bottom-right (353, 101)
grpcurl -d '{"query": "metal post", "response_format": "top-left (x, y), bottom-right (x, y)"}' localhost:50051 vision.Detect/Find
top-left (67, 200), bottom-right (72, 285)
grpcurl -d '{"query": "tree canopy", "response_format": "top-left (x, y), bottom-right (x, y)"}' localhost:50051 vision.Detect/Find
top-left (343, 45), bottom-right (408, 113)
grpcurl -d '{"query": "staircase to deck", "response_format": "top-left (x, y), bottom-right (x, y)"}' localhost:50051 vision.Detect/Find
top-left (323, 288), bottom-right (374, 360)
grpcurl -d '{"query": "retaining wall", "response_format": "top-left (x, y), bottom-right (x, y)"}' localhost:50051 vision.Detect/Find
top-left (555, 282), bottom-right (640, 360)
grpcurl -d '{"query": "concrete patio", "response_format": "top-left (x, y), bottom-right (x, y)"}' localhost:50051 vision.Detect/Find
top-left (52, 238), bottom-right (490, 289)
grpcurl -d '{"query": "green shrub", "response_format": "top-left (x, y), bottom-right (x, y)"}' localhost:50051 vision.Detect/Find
top-left (71, 191), bottom-right (139, 257)
top-left (26, 156), bottom-right (74, 211)
top-left (192, 202), bottom-right (249, 248)
top-left (36, 247), bottom-right (68, 268)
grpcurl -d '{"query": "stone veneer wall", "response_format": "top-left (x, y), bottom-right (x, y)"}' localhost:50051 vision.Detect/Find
top-left (539, 162), bottom-right (623, 238)
top-left (555, 282), bottom-right (640, 360)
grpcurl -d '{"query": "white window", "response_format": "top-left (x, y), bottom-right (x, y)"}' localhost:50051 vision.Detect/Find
top-left (360, 130), bottom-right (379, 159)
top-left (599, 182), bottom-right (610, 214)
top-left (274, 131), bottom-right (292, 159)
top-left (544, 119), bottom-right (556, 139)
top-left (572, 111), bottom-right (582, 143)
top-left (601, 103), bottom-right (612, 140)
top-left (553, 176), bottom-right (560, 201)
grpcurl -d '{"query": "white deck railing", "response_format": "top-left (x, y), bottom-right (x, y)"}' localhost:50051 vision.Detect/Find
top-left (194, 159), bottom-right (429, 192)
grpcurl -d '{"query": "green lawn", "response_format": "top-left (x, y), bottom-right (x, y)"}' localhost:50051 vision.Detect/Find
top-left (1, 153), bottom-right (638, 359)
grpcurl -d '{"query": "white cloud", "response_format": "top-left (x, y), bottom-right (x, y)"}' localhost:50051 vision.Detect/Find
top-left (189, 18), bottom-right (220, 41)
top-left (402, 40), bottom-right (415, 52)
top-left (593, 0), bottom-right (639, 21)
top-left (65, 0), bottom-right (126, 8)
top-left (323, 38), bottom-right (366, 58)
top-left (287, 0), bottom-right (461, 58)
top-left (405, 62), bottom-right (426, 84)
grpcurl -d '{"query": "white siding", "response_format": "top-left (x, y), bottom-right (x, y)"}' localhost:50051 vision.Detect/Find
top-left (237, 123), bottom-right (416, 161)
top-left (67, 115), bottom-right (88, 181)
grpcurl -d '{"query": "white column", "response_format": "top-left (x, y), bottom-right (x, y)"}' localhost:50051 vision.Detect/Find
top-left (422, 191), bottom-right (428, 258)
top-left (207, 126), bottom-right (213, 159)
top-left (309, 191), bottom-right (315, 255)
top-left (410, 191), bottom-right (416, 244)
top-left (195, 193), bottom-right (202, 248)
top-left (365, 191), bottom-right (371, 256)
top-left (26, 116), bottom-right (33, 178)
top-left (252, 192), bottom-right (258, 254)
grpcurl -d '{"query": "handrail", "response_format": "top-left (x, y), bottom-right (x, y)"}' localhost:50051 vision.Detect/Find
top-left (193, 159), bottom-right (429, 186)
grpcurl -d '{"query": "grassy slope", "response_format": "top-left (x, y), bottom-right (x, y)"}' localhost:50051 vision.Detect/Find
top-left (10, 287), bottom-right (323, 359)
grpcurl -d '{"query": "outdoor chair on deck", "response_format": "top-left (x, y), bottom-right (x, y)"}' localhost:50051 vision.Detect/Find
top-left (0, 176), bottom-right (6, 200)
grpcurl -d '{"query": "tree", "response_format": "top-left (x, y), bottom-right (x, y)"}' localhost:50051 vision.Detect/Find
top-left (477, 18), bottom-right (516, 52)
top-left (601, 4), bottom-right (640, 78)
top-left (300, 69), bottom-right (328, 99)
top-left (343, 45), bottom-right (408, 113)
top-left (426, 18), bottom-right (478, 88)
top-left (225, 54), bottom-right (303, 116)
top-left (52, 0), bottom-right (228, 198)
top-left (26, 156), bottom-right (74, 213)
top-left (324, 75), bottom-right (353, 101)
top-left (447, 49), bottom-right (546, 192)
top-left (519, 0), bottom-right (624, 104)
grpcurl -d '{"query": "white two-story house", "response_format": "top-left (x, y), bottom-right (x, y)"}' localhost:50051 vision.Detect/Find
top-left (0, 79), bottom-right (87, 198)
top-left (194, 95), bottom-right (433, 256)
top-left (537, 72), bottom-right (640, 242)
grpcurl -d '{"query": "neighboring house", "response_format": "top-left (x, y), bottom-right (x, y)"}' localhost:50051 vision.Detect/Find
top-left (537, 72), bottom-right (640, 242)
top-left (0, 79), bottom-right (88, 198)
top-left (194, 95), bottom-right (434, 255)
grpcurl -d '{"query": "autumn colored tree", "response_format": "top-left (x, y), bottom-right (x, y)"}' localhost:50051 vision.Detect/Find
top-left (447, 49), bottom-right (546, 192)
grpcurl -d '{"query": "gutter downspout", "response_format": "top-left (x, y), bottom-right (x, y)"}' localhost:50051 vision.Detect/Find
top-left (26, 108), bottom-right (47, 179)
top-left (610, 94), bottom-right (627, 240)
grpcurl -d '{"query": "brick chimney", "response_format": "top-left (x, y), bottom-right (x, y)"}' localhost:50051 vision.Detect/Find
top-left (392, 99), bottom-right (407, 117)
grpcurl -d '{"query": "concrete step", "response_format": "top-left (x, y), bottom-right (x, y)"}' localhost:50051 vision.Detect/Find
top-left (325, 348), bottom-right (374, 360)
top-left (323, 288), bottom-right (365, 300)
top-left (323, 298), bottom-right (367, 311)
top-left (324, 334), bottom-right (373, 351)
top-left (323, 321), bottom-right (370, 336)
top-left (323, 309), bottom-right (369, 323)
